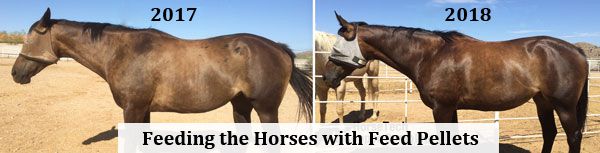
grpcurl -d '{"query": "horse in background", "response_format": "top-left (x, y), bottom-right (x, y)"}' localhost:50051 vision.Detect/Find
top-left (315, 31), bottom-right (379, 123)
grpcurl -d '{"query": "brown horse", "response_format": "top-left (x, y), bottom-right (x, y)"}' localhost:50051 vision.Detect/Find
top-left (11, 8), bottom-right (312, 123)
top-left (324, 12), bottom-right (588, 153)
top-left (315, 31), bottom-right (380, 123)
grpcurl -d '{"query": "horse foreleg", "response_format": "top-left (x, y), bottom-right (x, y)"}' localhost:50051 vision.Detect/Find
top-left (231, 96), bottom-right (253, 123)
top-left (317, 86), bottom-right (329, 123)
top-left (367, 77), bottom-right (379, 121)
top-left (366, 60), bottom-right (380, 121)
top-left (452, 110), bottom-right (458, 123)
top-left (432, 105), bottom-right (457, 123)
top-left (354, 80), bottom-right (367, 121)
top-left (144, 111), bottom-right (151, 123)
top-left (123, 105), bottom-right (150, 123)
top-left (319, 103), bottom-right (328, 123)
top-left (335, 80), bottom-right (347, 123)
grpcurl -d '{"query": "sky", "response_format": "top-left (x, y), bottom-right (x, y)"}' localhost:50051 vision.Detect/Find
top-left (0, 0), bottom-right (312, 51)
top-left (317, 0), bottom-right (600, 45)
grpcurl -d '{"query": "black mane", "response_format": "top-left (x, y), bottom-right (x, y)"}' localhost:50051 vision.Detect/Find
top-left (51, 19), bottom-right (175, 41)
top-left (350, 21), bottom-right (469, 43)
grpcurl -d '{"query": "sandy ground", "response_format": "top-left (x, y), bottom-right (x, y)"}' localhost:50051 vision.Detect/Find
top-left (316, 64), bottom-right (600, 153)
top-left (0, 58), bottom-right (306, 152)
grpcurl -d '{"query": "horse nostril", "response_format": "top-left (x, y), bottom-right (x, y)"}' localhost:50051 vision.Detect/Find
top-left (322, 76), bottom-right (327, 80)
top-left (11, 69), bottom-right (16, 76)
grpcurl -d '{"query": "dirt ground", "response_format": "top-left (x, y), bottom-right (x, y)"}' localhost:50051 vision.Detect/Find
top-left (316, 64), bottom-right (600, 153)
top-left (0, 58), bottom-right (305, 152)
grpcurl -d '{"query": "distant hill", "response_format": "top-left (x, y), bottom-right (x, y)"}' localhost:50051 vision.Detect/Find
top-left (295, 51), bottom-right (312, 60)
top-left (294, 51), bottom-right (312, 74)
top-left (574, 42), bottom-right (600, 59)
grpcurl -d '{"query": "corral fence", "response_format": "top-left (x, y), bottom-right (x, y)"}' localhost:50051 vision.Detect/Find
top-left (294, 58), bottom-right (312, 75)
top-left (315, 51), bottom-right (600, 140)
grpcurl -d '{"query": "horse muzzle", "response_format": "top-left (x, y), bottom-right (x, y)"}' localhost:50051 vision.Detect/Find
top-left (12, 69), bottom-right (32, 84)
top-left (12, 71), bottom-right (31, 84)
top-left (323, 75), bottom-right (342, 88)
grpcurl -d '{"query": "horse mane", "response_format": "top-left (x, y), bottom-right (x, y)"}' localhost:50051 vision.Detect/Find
top-left (51, 19), bottom-right (177, 41)
top-left (314, 31), bottom-right (337, 52)
top-left (350, 21), bottom-right (471, 43)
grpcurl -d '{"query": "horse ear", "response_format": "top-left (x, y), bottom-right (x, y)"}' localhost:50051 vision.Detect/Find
top-left (335, 11), bottom-right (349, 27)
top-left (38, 8), bottom-right (51, 28)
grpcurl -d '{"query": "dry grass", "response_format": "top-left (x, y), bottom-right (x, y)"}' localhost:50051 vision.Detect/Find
top-left (0, 32), bottom-right (24, 44)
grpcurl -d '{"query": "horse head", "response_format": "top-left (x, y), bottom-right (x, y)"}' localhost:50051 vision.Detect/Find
top-left (323, 11), bottom-right (378, 88)
top-left (12, 8), bottom-right (59, 84)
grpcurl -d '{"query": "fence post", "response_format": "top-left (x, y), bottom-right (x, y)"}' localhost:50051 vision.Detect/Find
top-left (586, 60), bottom-right (591, 132)
top-left (404, 78), bottom-right (409, 123)
top-left (409, 81), bottom-right (413, 94)
top-left (494, 111), bottom-right (500, 124)
top-left (383, 61), bottom-right (388, 77)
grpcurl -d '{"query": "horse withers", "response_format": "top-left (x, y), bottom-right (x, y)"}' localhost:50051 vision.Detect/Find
top-left (11, 8), bottom-right (313, 123)
top-left (323, 12), bottom-right (588, 153)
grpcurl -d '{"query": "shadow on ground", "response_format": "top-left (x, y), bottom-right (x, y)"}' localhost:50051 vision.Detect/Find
top-left (331, 109), bottom-right (376, 123)
top-left (82, 126), bottom-right (118, 145)
top-left (500, 143), bottom-right (530, 153)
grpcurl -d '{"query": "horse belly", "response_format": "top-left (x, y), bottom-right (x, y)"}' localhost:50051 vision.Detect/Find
top-left (150, 95), bottom-right (232, 113)
top-left (149, 77), bottom-right (237, 113)
top-left (457, 86), bottom-right (537, 111)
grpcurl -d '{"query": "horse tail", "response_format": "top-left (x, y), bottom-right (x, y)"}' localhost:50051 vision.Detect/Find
top-left (577, 77), bottom-right (589, 132)
top-left (278, 43), bottom-right (313, 122)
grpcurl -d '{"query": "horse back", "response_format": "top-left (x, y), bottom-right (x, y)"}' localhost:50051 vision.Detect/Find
top-left (419, 36), bottom-right (587, 110)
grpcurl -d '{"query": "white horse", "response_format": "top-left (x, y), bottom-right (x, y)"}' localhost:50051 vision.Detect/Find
top-left (315, 31), bottom-right (380, 123)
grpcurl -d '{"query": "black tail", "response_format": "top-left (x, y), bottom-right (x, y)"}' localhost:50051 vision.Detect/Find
top-left (278, 43), bottom-right (313, 122)
top-left (577, 78), bottom-right (589, 132)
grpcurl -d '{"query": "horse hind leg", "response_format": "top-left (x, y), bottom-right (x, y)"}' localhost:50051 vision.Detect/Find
top-left (533, 94), bottom-right (558, 153)
top-left (252, 91), bottom-right (285, 123)
top-left (230, 94), bottom-right (254, 123)
top-left (553, 98), bottom-right (582, 153)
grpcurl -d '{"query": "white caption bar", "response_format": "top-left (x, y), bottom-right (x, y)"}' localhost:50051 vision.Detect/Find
top-left (118, 123), bottom-right (498, 153)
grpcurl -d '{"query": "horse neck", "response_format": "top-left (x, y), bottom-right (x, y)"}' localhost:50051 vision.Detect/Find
top-left (360, 27), bottom-right (444, 82)
top-left (52, 23), bottom-right (122, 80)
